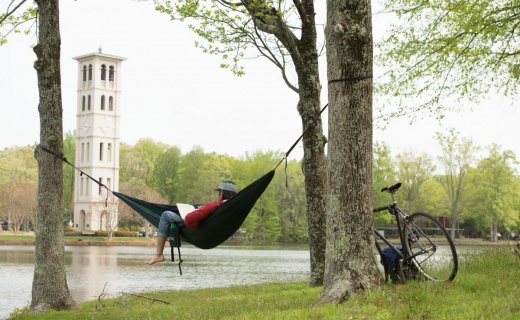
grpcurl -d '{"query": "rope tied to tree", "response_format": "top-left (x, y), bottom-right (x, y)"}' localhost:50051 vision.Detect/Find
top-left (39, 144), bottom-right (110, 206)
top-left (274, 103), bottom-right (329, 187)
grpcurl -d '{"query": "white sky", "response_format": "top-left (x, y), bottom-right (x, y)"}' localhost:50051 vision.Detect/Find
top-left (1, 0), bottom-right (519, 164)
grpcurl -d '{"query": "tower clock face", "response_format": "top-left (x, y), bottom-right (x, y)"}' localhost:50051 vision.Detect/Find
top-left (99, 122), bottom-right (115, 135)
top-left (81, 121), bottom-right (91, 133)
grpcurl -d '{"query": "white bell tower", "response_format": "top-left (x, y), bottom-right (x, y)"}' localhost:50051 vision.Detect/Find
top-left (72, 50), bottom-right (126, 232)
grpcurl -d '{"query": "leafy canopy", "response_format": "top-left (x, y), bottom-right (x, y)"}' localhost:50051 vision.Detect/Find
top-left (0, 0), bottom-right (37, 46)
top-left (154, 0), bottom-right (301, 89)
top-left (376, 0), bottom-right (520, 120)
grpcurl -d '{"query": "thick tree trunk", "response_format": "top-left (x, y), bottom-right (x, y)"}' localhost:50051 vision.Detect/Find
top-left (31, 0), bottom-right (77, 313)
top-left (317, 0), bottom-right (381, 303)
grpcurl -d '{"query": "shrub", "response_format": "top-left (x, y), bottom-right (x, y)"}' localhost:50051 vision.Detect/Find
top-left (114, 230), bottom-right (138, 237)
top-left (96, 230), bottom-right (108, 237)
top-left (64, 231), bottom-right (82, 236)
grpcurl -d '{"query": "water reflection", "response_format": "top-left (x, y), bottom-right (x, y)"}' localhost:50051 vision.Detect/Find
top-left (0, 245), bottom-right (310, 319)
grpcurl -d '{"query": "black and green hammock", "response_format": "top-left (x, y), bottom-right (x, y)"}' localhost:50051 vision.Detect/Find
top-left (111, 170), bottom-right (274, 274)
top-left (112, 169), bottom-right (274, 250)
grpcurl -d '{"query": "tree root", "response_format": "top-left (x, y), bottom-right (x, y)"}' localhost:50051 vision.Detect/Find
top-left (95, 282), bottom-right (171, 311)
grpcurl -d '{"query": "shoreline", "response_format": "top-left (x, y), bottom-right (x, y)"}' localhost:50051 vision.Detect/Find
top-left (0, 236), bottom-right (513, 247)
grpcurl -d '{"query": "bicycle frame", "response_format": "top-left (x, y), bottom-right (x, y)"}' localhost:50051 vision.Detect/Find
top-left (373, 186), bottom-right (416, 281)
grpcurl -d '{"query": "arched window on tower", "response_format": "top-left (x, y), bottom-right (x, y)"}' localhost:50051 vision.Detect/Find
top-left (101, 95), bottom-right (106, 110)
top-left (82, 66), bottom-right (87, 82)
top-left (88, 95), bottom-right (91, 111)
top-left (82, 96), bottom-right (85, 111)
top-left (88, 64), bottom-right (92, 80)
top-left (101, 64), bottom-right (106, 81)
top-left (109, 66), bottom-right (115, 82)
top-left (109, 96), bottom-right (113, 111)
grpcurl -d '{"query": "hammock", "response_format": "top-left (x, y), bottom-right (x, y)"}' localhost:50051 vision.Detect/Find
top-left (112, 169), bottom-right (275, 250)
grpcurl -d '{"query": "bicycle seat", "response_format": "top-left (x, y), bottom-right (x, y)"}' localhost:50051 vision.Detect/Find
top-left (381, 182), bottom-right (402, 193)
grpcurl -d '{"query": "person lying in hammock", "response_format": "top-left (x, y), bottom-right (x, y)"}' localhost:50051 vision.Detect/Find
top-left (146, 180), bottom-right (238, 265)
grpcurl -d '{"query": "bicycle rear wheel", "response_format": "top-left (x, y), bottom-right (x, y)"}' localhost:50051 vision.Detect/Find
top-left (402, 212), bottom-right (458, 281)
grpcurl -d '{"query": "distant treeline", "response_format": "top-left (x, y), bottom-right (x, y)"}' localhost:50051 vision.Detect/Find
top-left (1, 131), bottom-right (519, 241)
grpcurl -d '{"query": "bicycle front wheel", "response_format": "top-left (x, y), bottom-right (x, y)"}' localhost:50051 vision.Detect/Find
top-left (402, 212), bottom-right (458, 281)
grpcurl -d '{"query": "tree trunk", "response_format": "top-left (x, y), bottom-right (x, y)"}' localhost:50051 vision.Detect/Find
top-left (290, 0), bottom-right (327, 287)
top-left (317, 0), bottom-right (381, 303)
top-left (299, 93), bottom-right (327, 287)
top-left (31, 0), bottom-right (77, 313)
top-left (450, 205), bottom-right (457, 239)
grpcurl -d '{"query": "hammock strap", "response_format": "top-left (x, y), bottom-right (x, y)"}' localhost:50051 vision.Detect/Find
top-left (170, 245), bottom-right (183, 275)
top-left (40, 144), bottom-right (111, 206)
top-left (274, 103), bottom-right (328, 187)
top-left (275, 103), bottom-right (328, 170)
top-left (328, 74), bottom-right (373, 84)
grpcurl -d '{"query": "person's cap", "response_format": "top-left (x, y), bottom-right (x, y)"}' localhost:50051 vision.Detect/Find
top-left (215, 181), bottom-right (238, 193)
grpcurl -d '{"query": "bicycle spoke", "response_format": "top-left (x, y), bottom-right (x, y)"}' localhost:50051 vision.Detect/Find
top-left (403, 212), bottom-right (458, 281)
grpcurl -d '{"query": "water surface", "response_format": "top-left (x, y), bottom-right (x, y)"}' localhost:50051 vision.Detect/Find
top-left (0, 245), bottom-right (310, 319)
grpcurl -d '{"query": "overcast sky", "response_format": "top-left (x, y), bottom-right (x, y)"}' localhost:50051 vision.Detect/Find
top-left (1, 0), bottom-right (519, 165)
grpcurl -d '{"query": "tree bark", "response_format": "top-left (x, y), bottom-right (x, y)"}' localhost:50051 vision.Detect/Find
top-left (31, 0), bottom-right (77, 313)
top-left (317, 0), bottom-right (381, 303)
top-left (294, 0), bottom-right (327, 287)
top-left (298, 80), bottom-right (327, 287)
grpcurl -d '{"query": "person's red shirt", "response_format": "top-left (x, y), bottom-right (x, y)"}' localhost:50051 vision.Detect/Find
top-left (183, 200), bottom-right (224, 229)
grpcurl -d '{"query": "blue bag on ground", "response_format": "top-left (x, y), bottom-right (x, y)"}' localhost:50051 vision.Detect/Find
top-left (382, 245), bottom-right (402, 269)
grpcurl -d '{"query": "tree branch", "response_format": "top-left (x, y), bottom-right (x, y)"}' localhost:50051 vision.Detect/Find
top-left (0, 0), bottom-right (28, 25)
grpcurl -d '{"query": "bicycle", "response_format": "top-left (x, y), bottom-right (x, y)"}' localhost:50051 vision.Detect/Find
top-left (373, 182), bottom-right (458, 283)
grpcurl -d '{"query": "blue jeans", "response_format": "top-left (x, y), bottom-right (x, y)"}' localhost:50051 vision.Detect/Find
top-left (157, 211), bottom-right (184, 237)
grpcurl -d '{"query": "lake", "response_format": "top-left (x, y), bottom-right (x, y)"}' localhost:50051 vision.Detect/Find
top-left (0, 244), bottom-right (310, 319)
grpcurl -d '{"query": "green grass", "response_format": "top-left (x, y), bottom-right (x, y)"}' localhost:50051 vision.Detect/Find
top-left (64, 236), bottom-right (152, 243)
top-left (0, 234), bottom-right (153, 244)
top-left (0, 234), bottom-right (37, 241)
top-left (7, 246), bottom-right (520, 319)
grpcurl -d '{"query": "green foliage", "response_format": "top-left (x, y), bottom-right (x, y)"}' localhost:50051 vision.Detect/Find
top-left (415, 179), bottom-right (449, 216)
top-left (275, 160), bottom-right (307, 242)
top-left (231, 150), bottom-right (290, 241)
top-left (3, 133), bottom-right (520, 241)
top-left (153, 0), bottom-right (297, 78)
top-left (467, 144), bottom-right (519, 238)
top-left (373, 142), bottom-right (396, 225)
top-left (435, 131), bottom-right (478, 237)
top-left (0, 146), bottom-right (37, 186)
top-left (0, 1), bottom-right (38, 46)
top-left (119, 139), bottom-right (169, 186)
top-left (0, 146), bottom-right (38, 222)
top-left (376, 0), bottom-right (520, 120)
top-left (173, 146), bottom-right (212, 203)
top-left (62, 130), bottom-right (76, 217)
top-left (395, 151), bottom-right (436, 214)
top-left (149, 145), bottom-right (181, 202)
